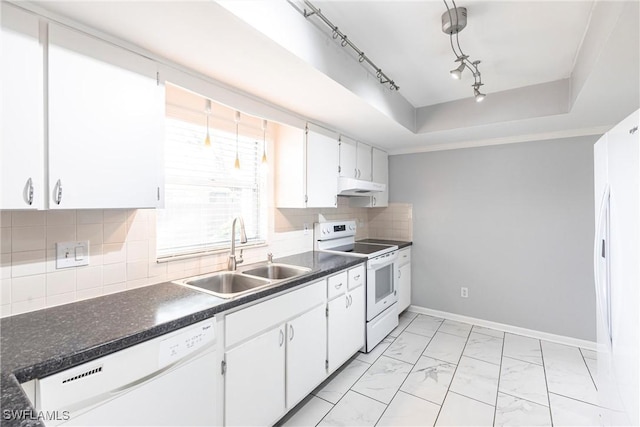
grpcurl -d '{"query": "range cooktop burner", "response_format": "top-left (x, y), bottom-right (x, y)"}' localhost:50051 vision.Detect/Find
top-left (330, 242), bottom-right (396, 256)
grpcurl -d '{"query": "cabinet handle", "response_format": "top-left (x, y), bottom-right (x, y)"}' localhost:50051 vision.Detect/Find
top-left (349, 295), bottom-right (353, 307)
top-left (373, 197), bottom-right (376, 206)
top-left (357, 168), bottom-right (361, 178)
top-left (398, 270), bottom-right (402, 279)
top-left (289, 324), bottom-right (294, 341)
top-left (353, 274), bottom-right (360, 281)
top-left (279, 329), bottom-right (284, 347)
top-left (335, 282), bottom-right (343, 289)
top-left (345, 295), bottom-right (349, 308)
top-left (25, 178), bottom-right (34, 206)
top-left (334, 195), bottom-right (337, 206)
top-left (354, 168), bottom-right (358, 178)
top-left (54, 179), bottom-right (63, 205)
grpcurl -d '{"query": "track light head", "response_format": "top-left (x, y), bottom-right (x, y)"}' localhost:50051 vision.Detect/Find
top-left (474, 86), bottom-right (486, 102)
top-left (450, 62), bottom-right (465, 80)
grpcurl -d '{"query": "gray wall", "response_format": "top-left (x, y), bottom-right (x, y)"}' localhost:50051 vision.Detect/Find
top-left (390, 136), bottom-right (597, 341)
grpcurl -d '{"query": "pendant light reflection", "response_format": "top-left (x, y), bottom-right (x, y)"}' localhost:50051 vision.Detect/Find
top-left (234, 111), bottom-right (241, 170)
top-left (204, 99), bottom-right (212, 147)
top-left (261, 119), bottom-right (268, 171)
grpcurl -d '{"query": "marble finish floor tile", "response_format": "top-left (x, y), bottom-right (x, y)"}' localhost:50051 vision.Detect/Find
top-left (357, 336), bottom-right (395, 365)
top-left (580, 348), bottom-right (597, 360)
top-left (437, 319), bottom-right (473, 338)
top-left (472, 325), bottom-right (505, 339)
top-left (494, 392), bottom-right (551, 426)
top-left (584, 357), bottom-right (598, 389)
top-left (388, 311), bottom-right (417, 338)
top-left (435, 391), bottom-right (495, 426)
top-left (422, 331), bottom-right (467, 364)
top-left (314, 358), bottom-right (370, 404)
top-left (463, 332), bottom-right (504, 365)
top-left (400, 356), bottom-right (456, 405)
top-left (503, 333), bottom-right (542, 365)
top-left (376, 391), bottom-right (440, 426)
top-left (541, 341), bottom-right (598, 405)
top-left (404, 314), bottom-right (443, 337)
top-left (449, 356), bottom-right (500, 405)
top-left (318, 390), bottom-right (386, 427)
top-left (351, 355), bottom-right (413, 404)
top-left (548, 392), bottom-right (617, 426)
top-left (383, 331), bottom-right (431, 364)
top-left (279, 395), bottom-right (334, 427)
top-left (499, 356), bottom-right (549, 406)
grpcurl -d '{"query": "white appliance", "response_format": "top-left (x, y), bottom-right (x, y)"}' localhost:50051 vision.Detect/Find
top-left (594, 108), bottom-right (639, 425)
top-left (34, 319), bottom-right (217, 426)
top-left (315, 220), bottom-right (399, 352)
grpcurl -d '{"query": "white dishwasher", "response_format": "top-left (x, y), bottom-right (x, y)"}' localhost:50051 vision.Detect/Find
top-left (34, 318), bottom-right (217, 426)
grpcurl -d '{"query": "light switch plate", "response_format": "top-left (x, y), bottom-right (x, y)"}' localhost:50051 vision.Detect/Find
top-left (56, 241), bottom-right (89, 269)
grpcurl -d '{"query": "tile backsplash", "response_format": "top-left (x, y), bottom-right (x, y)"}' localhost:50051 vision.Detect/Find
top-left (0, 201), bottom-right (411, 317)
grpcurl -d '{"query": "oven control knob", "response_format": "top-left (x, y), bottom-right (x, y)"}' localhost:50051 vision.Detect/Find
top-left (349, 224), bottom-right (355, 231)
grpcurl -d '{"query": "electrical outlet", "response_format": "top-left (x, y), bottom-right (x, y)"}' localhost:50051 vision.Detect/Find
top-left (303, 223), bottom-right (309, 235)
top-left (460, 287), bottom-right (469, 298)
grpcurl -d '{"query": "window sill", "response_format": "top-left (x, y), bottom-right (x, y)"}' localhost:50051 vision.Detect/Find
top-left (156, 241), bottom-right (268, 263)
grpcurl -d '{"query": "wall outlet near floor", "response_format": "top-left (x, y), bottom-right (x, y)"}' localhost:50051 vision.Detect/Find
top-left (460, 287), bottom-right (469, 298)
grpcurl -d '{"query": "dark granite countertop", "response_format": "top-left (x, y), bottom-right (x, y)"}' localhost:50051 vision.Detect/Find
top-left (0, 251), bottom-right (363, 427)
top-left (357, 238), bottom-right (413, 249)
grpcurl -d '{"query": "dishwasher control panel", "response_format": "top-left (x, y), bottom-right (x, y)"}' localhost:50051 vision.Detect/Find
top-left (159, 320), bottom-right (215, 368)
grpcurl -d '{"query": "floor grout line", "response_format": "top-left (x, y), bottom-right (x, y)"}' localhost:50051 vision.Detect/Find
top-left (492, 330), bottom-right (507, 426)
top-left (498, 391), bottom-right (550, 408)
top-left (539, 338), bottom-right (555, 427)
top-left (579, 347), bottom-right (599, 392)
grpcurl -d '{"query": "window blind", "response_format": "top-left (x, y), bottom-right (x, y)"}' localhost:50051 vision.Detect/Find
top-left (157, 113), bottom-right (267, 259)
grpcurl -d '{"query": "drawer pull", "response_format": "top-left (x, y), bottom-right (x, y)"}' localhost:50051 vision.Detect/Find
top-left (353, 274), bottom-right (360, 281)
top-left (335, 282), bottom-right (343, 289)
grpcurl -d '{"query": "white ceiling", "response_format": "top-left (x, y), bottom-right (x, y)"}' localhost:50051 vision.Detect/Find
top-left (24, 1), bottom-right (640, 153)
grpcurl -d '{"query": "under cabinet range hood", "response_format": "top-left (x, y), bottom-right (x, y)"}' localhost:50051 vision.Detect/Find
top-left (337, 177), bottom-right (385, 196)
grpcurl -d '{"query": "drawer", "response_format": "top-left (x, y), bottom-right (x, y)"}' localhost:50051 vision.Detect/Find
top-left (226, 280), bottom-right (325, 348)
top-left (327, 271), bottom-right (348, 300)
top-left (398, 248), bottom-right (411, 266)
top-left (348, 265), bottom-right (365, 290)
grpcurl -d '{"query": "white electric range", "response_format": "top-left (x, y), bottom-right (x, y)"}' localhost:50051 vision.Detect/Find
top-left (315, 220), bottom-right (399, 352)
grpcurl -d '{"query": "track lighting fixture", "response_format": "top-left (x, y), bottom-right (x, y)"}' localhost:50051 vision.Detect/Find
top-left (442, 1), bottom-right (486, 101)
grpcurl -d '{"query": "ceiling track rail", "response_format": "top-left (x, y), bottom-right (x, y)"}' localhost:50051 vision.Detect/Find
top-left (289, 0), bottom-right (400, 91)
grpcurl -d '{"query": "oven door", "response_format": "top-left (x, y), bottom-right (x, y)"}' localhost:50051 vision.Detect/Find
top-left (366, 251), bottom-right (398, 321)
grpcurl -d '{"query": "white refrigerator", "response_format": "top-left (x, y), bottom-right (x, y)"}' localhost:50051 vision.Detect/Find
top-left (593, 108), bottom-right (639, 425)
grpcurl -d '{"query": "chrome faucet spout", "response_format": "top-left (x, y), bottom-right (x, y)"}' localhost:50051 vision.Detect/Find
top-left (228, 216), bottom-right (248, 271)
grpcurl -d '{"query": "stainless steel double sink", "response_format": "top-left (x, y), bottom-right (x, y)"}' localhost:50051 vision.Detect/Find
top-left (172, 263), bottom-right (312, 299)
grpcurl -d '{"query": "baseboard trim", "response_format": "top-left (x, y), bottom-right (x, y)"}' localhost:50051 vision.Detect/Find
top-left (408, 305), bottom-right (597, 351)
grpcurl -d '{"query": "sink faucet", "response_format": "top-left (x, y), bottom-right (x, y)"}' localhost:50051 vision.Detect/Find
top-left (228, 216), bottom-right (248, 271)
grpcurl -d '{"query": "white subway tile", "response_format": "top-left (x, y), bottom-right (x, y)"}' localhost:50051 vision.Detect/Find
top-left (147, 240), bottom-right (158, 260)
top-left (0, 227), bottom-right (11, 253)
top-left (126, 278), bottom-right (149, 290)
top-left (77, 210), bottom-right (103, 224)
top-left (104, 222), bottom-right (126, 244)
top-left (126, 219), bottom-right (148, 242)
top-left (46, 270), bottom-right (76, 296)
top-left (11, 250), bottom-right (46, 278)
top-left (76, 266), bottom-right (103, 290)
top-left (126, 261), bottom-right (148, 281)
top-left (1, 279), bottom-right (11, 305)
top-left (1, 253), bottom-right (10, 279)
top-left (12, 211), bottom-right (45, 227)
top-left (12, 297), bottom-right (45, 315)
top-left (45, 250), bottom-right (56, 273)
top-left (127, 241), bottom-right (149, 262)
top-left (148, 261), bottom-right (167, 278)
top-left (76, 287), bottom-right (103, 302)
top-left (0, 303), bottom-right (11, 318)
top-left (77, 223), bottom-right (103, 245)
top-left (46, 210), bottom-right (76, 226)
top-left (103, 209), bottom-right (128, 224)
top-left (103, 263), bottom-right (126, 285)
top-left (11, 274), bottom-right (46, 302)
top-left (46, 291), bottom-right (76, 308)
top-left (103, 243), bottom-right (126, 265)
top-left (0, 211), bottom-right (11, 227)
top-left (102, 282), bottom-right (126, 295)
top-left (12, 226), bottom-right (46, 252)
top-left (89, 245), bottom-right (103, 266)
top-left (46, 226), bottom-right (76, 250)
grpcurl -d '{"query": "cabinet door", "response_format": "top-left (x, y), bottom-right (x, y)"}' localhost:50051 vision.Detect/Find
top-left (327, 285), bottom-right (365, 373)
top-left (339, 136), bottom-right (358, 178)
top-left (286, 305), bottom-right (327, 408)
top-left (357, 142), bottom-right (372, 181)
top-left (0, 4), bottom-right (44, 209)
top-left (48, 24), bottom-right (164, 209)
top-left (225, 325), bottom-right (286, 426)
top-left (397, 262), bottom-right (411, 313)
top-left (372, 148), bottom-right (389, 207)
top-left (306, 126), bottom-right (338, 207)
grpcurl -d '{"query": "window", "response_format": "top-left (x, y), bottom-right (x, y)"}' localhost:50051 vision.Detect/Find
top-left (157, 85), bottom-right (267, 259)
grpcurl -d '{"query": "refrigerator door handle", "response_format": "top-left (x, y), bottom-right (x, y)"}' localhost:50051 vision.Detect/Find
top-left (594, 185), bottom-right (612, 347)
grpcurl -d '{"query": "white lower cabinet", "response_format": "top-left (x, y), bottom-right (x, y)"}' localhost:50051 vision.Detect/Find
top-left (396, 248), bottom-right (412, 313)
top-left (286, 305), bottom-right (328, 408)
top-left (327, 277), bottom-right (365, 373)
top-left (225, 325), bottom-right (286, 427)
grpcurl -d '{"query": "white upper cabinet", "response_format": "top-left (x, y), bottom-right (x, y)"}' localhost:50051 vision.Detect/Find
top-left (275, 123), bottom-right (338, 208)
top-left (339, 136), bottom-right (372, 181)
top-left (350, 147), bottom-right (389, 208)
top-left (0, 4), bottom-right (44, 209)
top-left (48, 23), bottom-right (164, 209)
